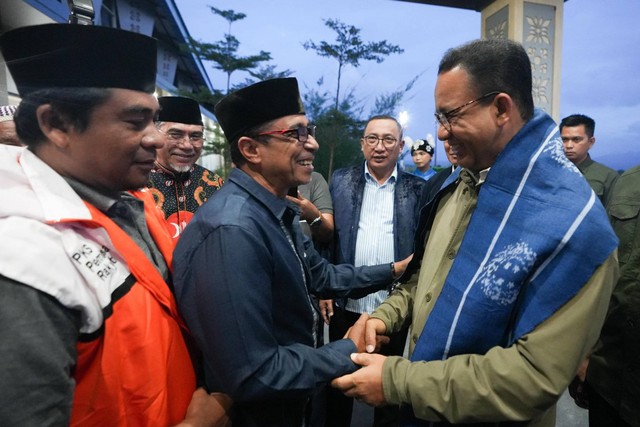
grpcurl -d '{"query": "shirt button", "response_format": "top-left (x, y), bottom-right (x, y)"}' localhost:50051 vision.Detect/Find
top-left (412, 335), bottom-right (418, 343)
top-left (425, 293), bottom-right (432, 302)
top-left (447, 250), bottom-right (456, 260)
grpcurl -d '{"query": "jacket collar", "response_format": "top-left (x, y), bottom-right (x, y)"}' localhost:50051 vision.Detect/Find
top-left (363, 160), bottom-right (398, 186)
top-left (0, 146), bottom-right (92, 222)
top-left (228, 168), bottom-right (292, 222)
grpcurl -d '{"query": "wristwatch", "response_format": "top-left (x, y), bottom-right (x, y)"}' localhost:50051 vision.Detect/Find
top-left (309, 215), bottom-right (323, 227)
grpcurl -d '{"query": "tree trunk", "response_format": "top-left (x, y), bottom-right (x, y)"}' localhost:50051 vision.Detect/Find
top-left (334, 62), bottom-right (343, 111)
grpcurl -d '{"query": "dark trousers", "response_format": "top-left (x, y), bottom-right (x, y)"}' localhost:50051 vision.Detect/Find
top-left (588, 383), bottom-right (633, 427)
top-left (308, 297), bottom-right (327, 427)
top-left (325, 306), bottom-right (407, 427)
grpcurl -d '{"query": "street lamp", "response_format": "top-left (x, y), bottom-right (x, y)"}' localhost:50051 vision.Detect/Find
top-left (398, 110), bottom-right (409, 128)
top-left (398, 111), bottom-right (410, 171)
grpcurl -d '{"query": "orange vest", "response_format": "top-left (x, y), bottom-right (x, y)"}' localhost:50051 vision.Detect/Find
top-left (70, 190), bottom-right (195, 426)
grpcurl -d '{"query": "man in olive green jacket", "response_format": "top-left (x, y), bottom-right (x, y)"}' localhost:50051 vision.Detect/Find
top-left (560, 114), bottom-right (619, 205)
top-left (586, 165), bottom-right (640, 427)
top-left (332, 39), bottom-right (619, 427)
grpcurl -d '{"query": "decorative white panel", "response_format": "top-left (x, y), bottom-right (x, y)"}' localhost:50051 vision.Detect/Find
top-left (523, 2), bottom-right (556, 113)
top-left (486, 5), bottom-right (509, 40)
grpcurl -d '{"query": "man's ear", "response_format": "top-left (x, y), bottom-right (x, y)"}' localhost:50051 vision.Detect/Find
top-left (36, 104), bottom-right (71, 148)
top-left (494, 93), bottom-right (514, 127)
top-left (237, 136), bottom-right (262, 165)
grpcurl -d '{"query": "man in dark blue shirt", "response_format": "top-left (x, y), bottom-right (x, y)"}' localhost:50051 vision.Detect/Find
top-left (173, 78), bottom-right (407, 427)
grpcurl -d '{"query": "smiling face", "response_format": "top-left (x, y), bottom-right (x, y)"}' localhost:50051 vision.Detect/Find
top-left (245, 114), bottom-right (318, 197)
top-left (443, 139), bottom-right (458, 166)
top-left (360, 118), bottom-right (404, 183)
top-left (435, 67), bottom-right (505, 173)
top-left (156, 121), bottom-right (204, 173)
top-left (60, 88), bottom-right (162, 192)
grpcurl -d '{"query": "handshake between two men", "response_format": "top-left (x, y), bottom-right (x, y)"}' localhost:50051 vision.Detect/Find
top-left (332, 313), bottom-right (391, 408)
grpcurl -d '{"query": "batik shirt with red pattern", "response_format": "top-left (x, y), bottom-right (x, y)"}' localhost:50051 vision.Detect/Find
top-left (148, 163), bottom-right (223, 239)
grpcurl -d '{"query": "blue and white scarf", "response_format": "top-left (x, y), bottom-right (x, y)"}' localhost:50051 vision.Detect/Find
top-left (408, 109), bottom-right (617, 422)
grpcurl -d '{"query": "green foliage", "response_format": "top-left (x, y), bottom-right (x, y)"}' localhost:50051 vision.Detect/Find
top-left (180, 5), bottom-right (296, 177)
top-left (304, 81), bottom-right (361, 179)
top-left (303, 18), bottom-right (404, 109)
top-left (303, 19), bottom-right (404, 69)
top-left (303, 18), bottom-right (412, 179)
top-left (202, 121), bottom-right (232, 178)
top-left (371, 74), bottom-right (421, 116)
top-left (185, 7), bottom-right (272, 93)
top-left (303, 84), bottom-right (356, 180)
top-left (201, 122), bottom-right (226, 156)
top-left (231, 64), bottom-right (294, 92)
top-left (211, 35), bottom-right (271, 76)
top-left (312, 107), bottom-right (364, 180)
top-left (182, 9), bottom-right (418, 181)
top-left (176, 86), bottom-right (224, 113)
top-left (306, 74), bottom-right (420, 180)
top-left (187, 34), bottom-right (271, 93)
top-left (208, 6), bottom-right (245, 23)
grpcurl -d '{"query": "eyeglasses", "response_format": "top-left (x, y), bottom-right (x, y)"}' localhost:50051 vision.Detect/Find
top-left (434, 91), bottom-right (501, 133)
top-left (362, 135), bottom-right (398, 148)
top-left (164, 130), bottom-right (204, 146)
top-left (256, 125), bottom-right (317, 143)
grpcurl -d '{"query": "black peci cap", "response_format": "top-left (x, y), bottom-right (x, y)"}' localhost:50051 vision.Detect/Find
top-left (0, 24), bottom-right (157, 96)
top-left (214, 77), bottom-right (305, 143)
top-left (157, 96), bottom-right (203, 126)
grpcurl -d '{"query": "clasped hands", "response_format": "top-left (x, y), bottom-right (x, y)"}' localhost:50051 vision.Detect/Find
top-left (331, 313), bottom-right (390, 407)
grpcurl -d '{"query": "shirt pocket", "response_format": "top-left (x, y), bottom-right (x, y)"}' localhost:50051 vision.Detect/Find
top-left (590, 181), bottom-right (606, 199)
top-left (608, 202), bottom-right (640, 265)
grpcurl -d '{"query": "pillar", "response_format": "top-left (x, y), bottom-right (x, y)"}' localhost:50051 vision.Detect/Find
top-left (481, 0), bottom-right (564, 121)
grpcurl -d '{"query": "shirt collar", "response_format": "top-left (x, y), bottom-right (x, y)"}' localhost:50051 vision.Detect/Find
top-left (64, 177), bottom-right (125, 212)
top-left (228, 168), bottom-right (293, 221)
top-left (477, 168), bottom-right (490, 185)
top-left (576, 154), bottom-right (594, 171)
top-left (460, 167), bottom-right (491, 188)
top-left (363, 160), bottom-right (398, 185)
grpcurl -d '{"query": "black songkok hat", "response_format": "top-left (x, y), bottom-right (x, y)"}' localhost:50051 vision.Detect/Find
top-left (214, 77), bottom-right (305, 143)
top-left (158, 96), bottom-right (203, 126)
top-left (411, 139), bottom-right (434, 155)
top-left (0, 24), bottom-right (157, 96)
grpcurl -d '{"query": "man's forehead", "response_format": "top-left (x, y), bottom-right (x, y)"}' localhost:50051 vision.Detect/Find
top-left (89, 93), bottom-right (160, 116)
top-left (435, 67), bottom-right (474, 105)
top-left (267, 114), bottom-right (307, 128)
top-left (162, 121), bottom-right (204, 130)
top-left (364, 119), bottom-right (400, 135)
top-left (561, 125), bottom-right (586, 133)
top-left (109, 89), bottom-right (159, 114)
